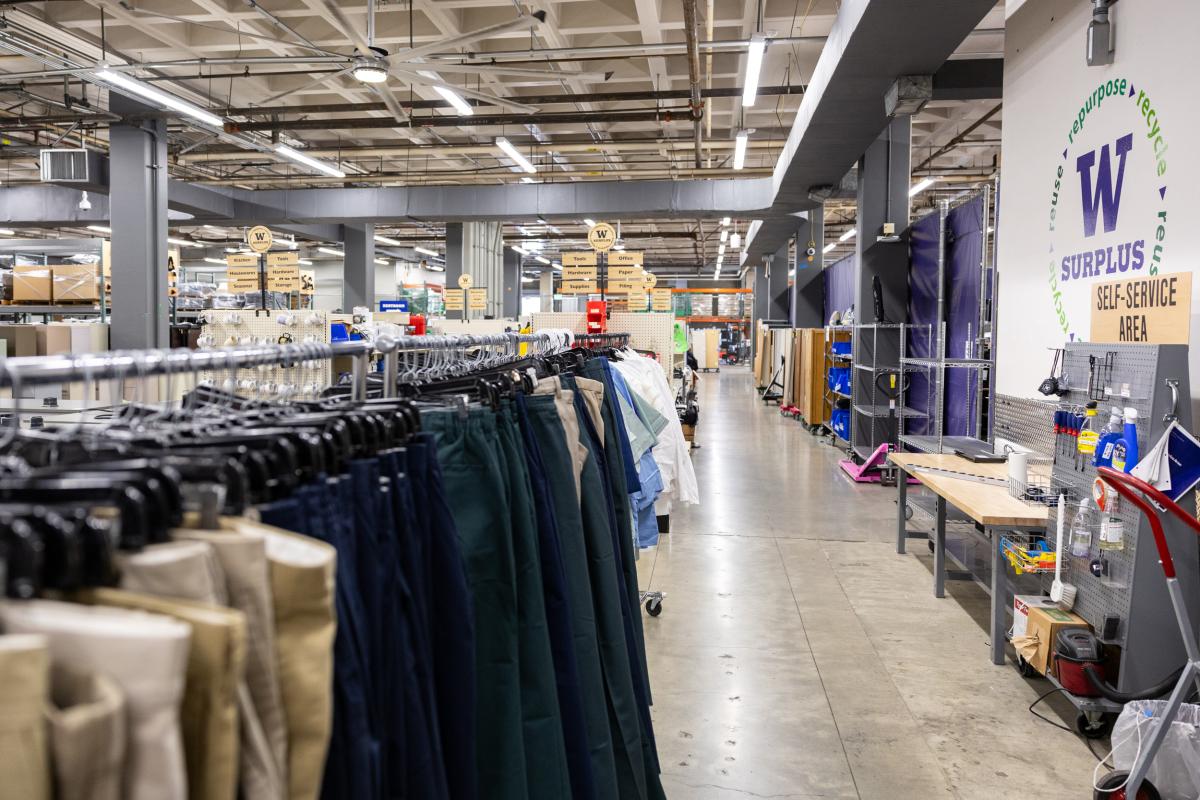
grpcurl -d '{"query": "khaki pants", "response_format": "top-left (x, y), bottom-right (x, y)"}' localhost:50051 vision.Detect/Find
top-left (45, 665), bottom-right (126, 800)
top-left (535, 377), bottom-right (587, 500)
top-left (0, 634), bottom-right (50, 800)
top-left (0, 599), bottom-right (191, 800)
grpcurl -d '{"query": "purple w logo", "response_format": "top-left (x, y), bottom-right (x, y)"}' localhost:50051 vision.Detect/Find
top-left (1076, 133), bottom-right (1133, 237)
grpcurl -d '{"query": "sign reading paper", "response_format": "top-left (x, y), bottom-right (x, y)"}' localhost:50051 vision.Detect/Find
top-left (607, 278), bottom-right (643, 294)
top-left (562, 252), bottom-right (597, 267)
top-left (468, 287), bottom-right (487, 310)
top-left (1091, 272), bottom-right (1192, 344)
top-left (651, 288), bottom-right (673, 310)
top-left (443, 288), bottom-right (465, 310)
top-left (226, 267), bottom-right (260, 292)
top-left (563, 266), bottom-right (597, 281)
top-left (560, 280), bottom-right (597, 294)
top-left (267, 265), bottom-right (300, 291)
top-left (608, 251), bottom-right (643, 267)
top-left (609, 266), bottom-right (642, 280)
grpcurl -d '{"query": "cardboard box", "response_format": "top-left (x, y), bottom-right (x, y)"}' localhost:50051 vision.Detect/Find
top-left (13, 266), bottom-right (51, 302)
top-left (0, 324), bottom-right (39, 357)
top-left (1022, 605), bottom-right (1090, 677)
top-left (1013, 594), bottom-right (1060, 638)
top-left (52, 265), bottom-right (99, 303)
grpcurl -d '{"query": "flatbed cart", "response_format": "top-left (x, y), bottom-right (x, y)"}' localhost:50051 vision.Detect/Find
top-left (1092, 467), bottom-right (1200, 800)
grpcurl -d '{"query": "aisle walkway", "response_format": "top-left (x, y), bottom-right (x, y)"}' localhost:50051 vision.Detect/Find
top-left (639, 366), bottom-right (1097, 799)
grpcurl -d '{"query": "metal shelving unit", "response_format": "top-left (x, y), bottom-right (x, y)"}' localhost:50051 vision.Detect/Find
top-left (822, 325), bottom-right (853, 449)
top-left (849, 322), bottom-right (921, 461)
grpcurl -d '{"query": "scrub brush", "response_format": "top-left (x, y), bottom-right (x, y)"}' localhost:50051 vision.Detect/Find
top-left (1050, 493), bottom-right (1078, 609)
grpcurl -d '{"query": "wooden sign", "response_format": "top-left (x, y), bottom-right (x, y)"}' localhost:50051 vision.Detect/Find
top-left (563, 251), bottom-right (597, 266)
top-left (267, 265), bottom-right (300, 291)
top-left (267, 251), bottom-right (299, 267)
top-left (468, 287), bottom-right (487, 310)
top-left (607, 278), bottom-right (643, 294)
top-left (226, 266), bottom-right (260, 292)
top-left (443, 288), bottom-right (465, 310)
top-left (608, 250), bottom-right (643, 266)
top-left (627, 292), bottom-right (648, 309)
top-left (458, 274), bottom-right (474, 290)
top-left (609, 265), bottom-right (642, 280)
top-left (587, 222), bottom-right (617, 252)
top-left (246, 225), bottom-right (273, 253)
top-left (651, 288), bottom-right (673, 311)
top-left (560, 280), bottom-right (597, 294)
top-left (643, 271), bottom-right (658, 289)
top-left (300, 269), bottom-right (315, 295)
top-left (563, 266), bottom-right (597, 281)
top-left (1091, 272), bottom-right (1192, 344)
top-left (225, 253), bottom-right (258, 268)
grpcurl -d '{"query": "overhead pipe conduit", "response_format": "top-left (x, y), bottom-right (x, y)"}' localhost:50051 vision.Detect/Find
top-left (681, 0), bottom-right (705, 168)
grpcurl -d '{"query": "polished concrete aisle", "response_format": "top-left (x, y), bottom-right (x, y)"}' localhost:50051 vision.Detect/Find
top-left (638, 366), bottom-right (1098, 799)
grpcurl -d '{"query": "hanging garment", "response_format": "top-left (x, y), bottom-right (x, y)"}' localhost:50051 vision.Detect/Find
top-left (0, 633), bottom-right (50, 800)
top-left (0, 599), bottom-right (191, 800)
top-left (535, 376), bottom-right (587, 501)
top-left (607, 365), bottom-right (666, 547)
top-left (45, 664), bottom-right (126, 800)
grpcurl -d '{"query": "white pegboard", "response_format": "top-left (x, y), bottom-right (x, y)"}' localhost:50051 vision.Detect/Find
top-left (531, 311), bottom-right (676, 384)
top-left (198, 308), bottom-right (331, 398)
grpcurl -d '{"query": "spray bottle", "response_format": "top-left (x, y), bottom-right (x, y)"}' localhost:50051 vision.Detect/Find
top-left (1092, 407), bottom-right (1124, 468)
top-left (1111, 407), bottom-right (1140, 473)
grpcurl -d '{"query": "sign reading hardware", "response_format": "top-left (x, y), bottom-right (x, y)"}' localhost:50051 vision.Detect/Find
top-left (609, 265), bottom-right (642, 280)
top-left (267, 265), bottom-right (301, 292)
top-left (1091, 272), bottom-right (1192, 343)
top-left (468, 287), bottom-right (487, 310)
top-left (651, 288), bottom-right (672, 310)
top-left (587, 223), bottom-right (617, 252)
top-left (608, 251), bottom-right (643, 267)
top-left (246, 225), bottom-right (273, 254)
top-left (563, 266), bottom-right (597, 281)
top-left (443, 288), bottom-right (465, 310)
top-left (560, 280), bottom-right (597, 294)
top-left (607, 278), bottom-right (643, 294)
top-left (226, 267), bottom-right (261, 293)
top-left (267, 252), bottom-right (299, 267)
top-left (562, 252), bottom-right (598, 266)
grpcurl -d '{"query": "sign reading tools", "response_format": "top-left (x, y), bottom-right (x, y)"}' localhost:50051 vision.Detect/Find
top-left (562, 252), bottom-right (597, 266)
top-left (587, 222), bottom-right (617, 252)
top-left (1091, 272), bottom-right (1192, 344)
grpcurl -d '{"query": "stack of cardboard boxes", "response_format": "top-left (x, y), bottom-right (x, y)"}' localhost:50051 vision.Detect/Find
top-left (0, 322), bottom-right (110, 402)
top-left (9, 265), bottom-right (101, 304)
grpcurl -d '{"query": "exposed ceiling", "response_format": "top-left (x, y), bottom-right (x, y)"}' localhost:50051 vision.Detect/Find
top-left (0, 0), bottom-right (1006, 276)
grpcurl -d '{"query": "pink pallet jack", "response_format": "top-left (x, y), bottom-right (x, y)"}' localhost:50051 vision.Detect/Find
top-left (839, 443), bottom-right (920, 484)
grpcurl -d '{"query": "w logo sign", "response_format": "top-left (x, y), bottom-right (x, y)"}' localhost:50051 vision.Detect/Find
top-left (1075, 133), bottom-right (1132, 237)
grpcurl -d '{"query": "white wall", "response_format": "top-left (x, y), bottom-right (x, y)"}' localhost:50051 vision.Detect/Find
top-left (996, 0), bottom-right (1200, 401)
top-left (312, 260), bottom-right (445, 311)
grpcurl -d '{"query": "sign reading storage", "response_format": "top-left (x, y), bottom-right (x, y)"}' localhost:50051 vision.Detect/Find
top-left (1091, 272), bottom-right (1192, 343)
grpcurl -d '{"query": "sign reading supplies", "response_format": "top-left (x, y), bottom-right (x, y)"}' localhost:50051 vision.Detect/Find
top-left (1091, 272), bottom-right (1191, 344)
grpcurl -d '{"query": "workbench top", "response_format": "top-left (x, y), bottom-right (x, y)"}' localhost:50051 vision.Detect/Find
top-left (888, 452), bottom-right (1051, 528)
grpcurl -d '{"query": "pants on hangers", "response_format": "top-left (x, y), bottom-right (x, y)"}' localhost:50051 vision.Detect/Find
top-left (0, 633), bottom-right (50, 800)
top-left (45, 664), bottom-right (126, 800)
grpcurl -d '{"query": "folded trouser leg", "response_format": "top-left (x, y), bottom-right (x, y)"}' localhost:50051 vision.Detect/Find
top-left (44, 664), bottom-right (126, 800)
top-left (0, 633), bottom-right (50, 800)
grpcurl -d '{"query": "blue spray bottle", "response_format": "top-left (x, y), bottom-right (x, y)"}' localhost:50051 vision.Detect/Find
top-left (1093, 407), bottom-right (1124, 468)
top-left (1111, 407), bottom-right (1140, 473)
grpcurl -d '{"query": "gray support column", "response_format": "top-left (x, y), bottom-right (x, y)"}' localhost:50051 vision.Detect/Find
top-left (502, 248), bottom-right (520, 318)
top-left (855, 115), bottom-right (912, 323)
top-left (791, 211), bottom-right (825, 327)
top-left (750, 260), bottom-right (769, 361)
top-left (109, 94), bottom-right (168, 350)
top-left (539, 271), bottom-right (554, 313)
top-left (444, 223), bottom-right (465, 319)
top-left (342, 223), bottom-right (375, 311)
top-left (767, 240), bottom-right (792, 322)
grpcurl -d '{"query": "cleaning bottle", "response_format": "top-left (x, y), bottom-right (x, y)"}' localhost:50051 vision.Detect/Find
top-left (1070, 497), bottom-right (1093, 558)
top-left (1076, 402), bottom-right (1099, 469)
top-left (1111, 407), bottom-right (1140, 473)
top-left (1093, 407), bottom-right (1124, 468)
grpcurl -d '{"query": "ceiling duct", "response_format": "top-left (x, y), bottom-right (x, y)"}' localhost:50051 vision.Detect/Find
top-left (39, 148), bottom-right (107, 191)
top-left (884, 75), bottom-right (933, 117)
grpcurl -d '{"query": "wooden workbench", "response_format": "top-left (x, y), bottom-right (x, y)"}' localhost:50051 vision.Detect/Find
top-left (888, 452), bottom-right (1051, 665)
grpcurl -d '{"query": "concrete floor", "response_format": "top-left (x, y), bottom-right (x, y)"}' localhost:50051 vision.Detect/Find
top-left (639, 365), bottom-right (1099, 799)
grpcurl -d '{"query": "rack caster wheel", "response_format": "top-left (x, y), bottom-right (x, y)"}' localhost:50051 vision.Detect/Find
top-left (1094, 771), bottom-right (1160, 800)
top-left (905, 504), bottom-right (914, 521)
top-left (1077, 711), bottom-right (1116, 740)
top-left (1015, 655), bottom-right (1037, 678)
top-left (927, 540), bottom-right (935, 554)
top-left (645, 597), bottom-right (663, 617)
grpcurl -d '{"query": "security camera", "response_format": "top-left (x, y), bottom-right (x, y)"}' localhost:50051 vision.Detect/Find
top-left (78, 191), bottom-right (91, 211)
top-left (806, 246), bottom-right (817, 258)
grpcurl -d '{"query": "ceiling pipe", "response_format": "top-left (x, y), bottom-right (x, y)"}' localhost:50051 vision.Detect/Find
top-left (225, 108), bottom-right (691, 132)
top-left (681, 0), bottom-right (704, 168)
top-left (180, 166), bottom-right (773, 187)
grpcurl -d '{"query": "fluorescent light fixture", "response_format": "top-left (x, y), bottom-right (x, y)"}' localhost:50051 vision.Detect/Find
top-left (168, 237), bottom-right (202, 248)
top-left (521, 176), bottom-right (535, 184)
top-left (511, 245), bottom-right (529, 256)
top-left (414, 246), bottom-right (439, 257)
top-left (0, 228), bottom-right (14, 236)
top-left (421, 71), bottom-right (474, 116)
top-left (839, 228), bottom-right (856, 242)
top-left (203, 224), bottom-right (223, 231)
top-left (95, 67), bottom-right (225, 127)
top-left (716, 254), bottom-right (724, 266)
top-left (352, 59), bottom-right (389, 84)
top-left (521, 276), bottom-right (534, 283)
top-left (203, 257), bottom-right (226, 265)
top-left (87, 225), bottom-right (111, 233)
top-left (374, 258), bottom-right (389, 266)
top-left (535, 255), bottom-right (551, 265)
top-left (495, 137), bottom-right (537, 174)
top-left (428, 264), bottom-right (445, 272)
top-left (742, 36), bottom-right (767, 107)
top-left (318, 246), bottom-right (345, 257)
top-left (721, 216), bottom-right (731, 226)
top-left (583, 218), bottom-right (596, 227)
top-left (552, 262), bottom-right (562, 270)
top-left (823, 242), bottom-right (837, 254)
top-left (524, 240), bottom-right (542, 251)
top-left (275, 144), bottom-right (346, 178)
top-left (713, 268), bottom-right (721, 280)
top-left (224, 246), bottom-right (240, 253)
top-left (718, 244), bottom-right (726, 255)
top-left (299, 258), bottom-right (313, 265)
top-left (374, 234), bottom-right (403, 246)
top-left (731, 232), bottom-right (741, 249)
top-left (909, 177), bottom-right (936, 197)
top-left (518, 226), bottom-right (531, 236)
top-left (720, 229), bottom-right (728, 244)
top-left (733, 130), bottom-right (749, 170)
top-left (614, 244), bottom-right (625, 251)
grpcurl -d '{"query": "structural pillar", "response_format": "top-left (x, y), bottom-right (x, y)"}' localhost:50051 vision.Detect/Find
top-left (444, 223), bottom-right (465, 319)
top-left (855, 115), bottom-right (911, 323)
top-left (502, 248), bottom-right (521, 318)
top-left (342, 223), bottom-right (375, 311)
top-left (791, 211), bottom-right (825, 327)
top-left (109, 94), bottom-right (168, 350)
top-left (767, 240), bottom-right (792, 322)
top-left (539, 270), bottom-right (554, 313)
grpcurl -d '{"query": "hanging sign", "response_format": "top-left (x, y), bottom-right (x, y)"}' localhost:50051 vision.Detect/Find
top-left (443, 288), bottom-right (465, 310)
top-left (458, 274), bottom-right (474, 290)
top-left (607, 278), bottom-right (643, 294)
top-left (563, 266), bottom-right (597, 281)
top-left (300, 269), bottom-right (315, 296)
top-left (563, 251), bottom-right (598, 266)
top-left (225, 253), bottom-right (258, 268)
top-left (643, 271), bottom-right (658, 289)
top-left (246, 225), bottom-right (273, 253)
top-left (560, 280), bottom-right (597, 294)
top-left (267, 265), bottom-right (301, 292)
top-left (627, 292), bottom-right (648, 309)
top-left (609, 265), bottom-right (642, 280)
top-left (226, 267), bottom-right (260, 293)
top-left (1091, 272), bottom-right (1192, 344)
top-left (587, 223), bottom-right (617, 252)
top-left (608, 250), bottom-right (643, 267)
top-left (267, 252), bottom-right (299, 267)
top-left (651, 288), bottom-right (673, 311)
top-left (468, 287), bottom-right (487, 310)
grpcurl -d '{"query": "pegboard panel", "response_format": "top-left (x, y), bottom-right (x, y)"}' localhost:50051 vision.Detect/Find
top-left (198, 309), bottom-right (331, 397)
top-left (994, 394), bottom-right (1056, 458)
top-left (531, 311), bottom-right (676, 383)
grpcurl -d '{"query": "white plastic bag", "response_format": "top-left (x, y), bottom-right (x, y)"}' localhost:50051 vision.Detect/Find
top-left (1112, 699), bottom-right (1200, 800)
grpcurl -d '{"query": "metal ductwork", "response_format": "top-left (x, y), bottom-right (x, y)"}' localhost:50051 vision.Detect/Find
top-left (681, 0), bottom-right (704, 168)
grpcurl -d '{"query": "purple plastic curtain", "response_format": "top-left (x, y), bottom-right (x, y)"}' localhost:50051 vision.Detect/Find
top-left (906, 212), bottom-right (941, 435)
top-left (823, 254), bottom-right (855, 322)
top-left (945, 196), bottom-right (985, 437)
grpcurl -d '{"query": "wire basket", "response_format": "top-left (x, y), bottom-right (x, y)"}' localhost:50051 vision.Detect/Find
top-left (1001, 533), bottom-right (1058, 575)
top-left (1007, 459), bottom-right (1079, 506)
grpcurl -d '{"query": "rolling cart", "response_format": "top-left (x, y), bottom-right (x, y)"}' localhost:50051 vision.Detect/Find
top-left (1092, 467), bottom-right (1200, 800)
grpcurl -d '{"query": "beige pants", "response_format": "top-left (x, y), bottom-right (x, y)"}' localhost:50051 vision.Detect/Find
top-left (45, 664), bottom-right (126, 800)
top-left (535, 377), bottom-right (588, 500)
top-left (0, 634), bottom-right (50, 800)
top-left (0, 599), bottom-right (191, 800)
